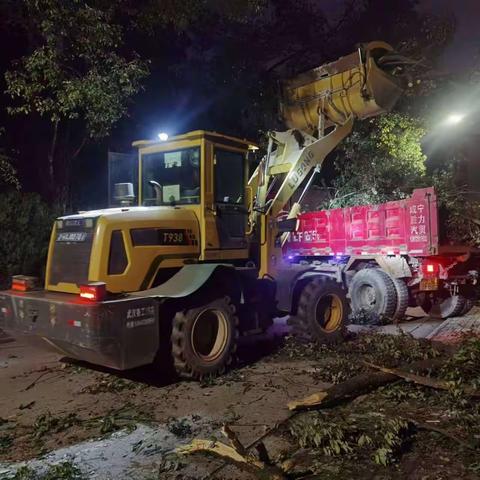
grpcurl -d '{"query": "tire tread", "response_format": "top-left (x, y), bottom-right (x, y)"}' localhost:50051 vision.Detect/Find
top-left (291, 276), bottom-right (349, 344)
top-left (171, 295), bottom-right (238, 380)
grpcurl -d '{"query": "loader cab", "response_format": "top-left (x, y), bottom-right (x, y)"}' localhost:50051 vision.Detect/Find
top-left (133, 130), bottom-right (255, 261)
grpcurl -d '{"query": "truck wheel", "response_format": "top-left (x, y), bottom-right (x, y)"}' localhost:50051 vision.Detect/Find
top-left (459, 298), bottom-right (475, 316)
top-left (171, 296), bottom-right (239, 380)
top-left (390, 277), bottom-right (409, 321)
top-left (288, 277), bottom-right (349, 344)
top-left (349, 268), bottom-right (397, 323)
top-left (423, 294), bottom-right (466, 319)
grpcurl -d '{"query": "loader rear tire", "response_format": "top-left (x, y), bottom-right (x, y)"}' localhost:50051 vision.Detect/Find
top-left (349, 268), bottom-right (397, 323)
top-left (171, 296), bottom-right (239, 380)
top-left (288, 277), bottom-right (349, 344)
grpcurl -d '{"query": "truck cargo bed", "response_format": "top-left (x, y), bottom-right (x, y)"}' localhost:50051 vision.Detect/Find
top-left (285, 188), bottom-right (445, 258)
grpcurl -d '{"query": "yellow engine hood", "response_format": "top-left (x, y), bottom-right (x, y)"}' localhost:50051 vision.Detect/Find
top-left (47, 206), bottom-right (201, 294)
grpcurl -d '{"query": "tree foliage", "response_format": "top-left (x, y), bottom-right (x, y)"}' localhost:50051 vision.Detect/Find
top-left (122, 0), bottom-right (266, 32)
top-left (4, 0), bottom-right (149, 201)
top-left (0, 0), bottom-right (461, 212)
top-left (325, 113), bottom-right (427, 209)
top-left (0, 191), bottom-right (57, 287)
top-left (321, 109), bottom-right (480, 246)
top-left (5, 0), bottom-right (149, 138)
top-left (0, 128), bottom-right (20, 191)
top-left (0, 155), bottom-right (18, 190)
top-left (431, 168), bottom-right (480, 246)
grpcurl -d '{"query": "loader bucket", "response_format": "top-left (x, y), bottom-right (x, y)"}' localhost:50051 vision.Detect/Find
top-left (280, 41), bottom-right (404, 134)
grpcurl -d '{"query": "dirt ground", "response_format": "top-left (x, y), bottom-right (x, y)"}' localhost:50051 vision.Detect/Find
top-left (1, 316), bottom-right (480, 480)
top-left (0, 322), bottom-right (325, 479)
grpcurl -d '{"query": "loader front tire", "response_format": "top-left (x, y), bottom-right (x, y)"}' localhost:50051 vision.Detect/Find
top-left (288, 277), bottom-right (349, 344)
top-left (171, 296), bottom-right (239, 380)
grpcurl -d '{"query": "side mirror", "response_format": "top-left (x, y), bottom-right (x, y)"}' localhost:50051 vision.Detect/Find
top-left (113, 183), bottom-right (135, 206)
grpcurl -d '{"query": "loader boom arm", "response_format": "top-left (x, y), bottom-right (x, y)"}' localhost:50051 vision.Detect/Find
top-left (249, 42), bottom-right (406, 278)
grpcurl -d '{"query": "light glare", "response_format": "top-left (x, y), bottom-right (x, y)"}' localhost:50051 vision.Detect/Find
top-left (158, 132), bottom-right (169, 141)
top-left (446, 113), bottom-right (465, 125)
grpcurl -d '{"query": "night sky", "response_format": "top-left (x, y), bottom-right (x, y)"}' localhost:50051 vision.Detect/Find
top-left (127, 0), bottom-right (480, 143)
top-left (419, 0), bottom-right (480, 71)
top-left (1, 0), bottom-right (480, 209)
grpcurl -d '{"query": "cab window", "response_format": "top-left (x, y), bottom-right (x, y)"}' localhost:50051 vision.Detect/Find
top-left (142, 147), bottom-right (200, 205)
top-left (215, 149), bottom-right (244, 204)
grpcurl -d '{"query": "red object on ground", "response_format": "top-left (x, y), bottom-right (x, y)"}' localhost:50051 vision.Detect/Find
top-left (284, 188), bottom-right (439, 257)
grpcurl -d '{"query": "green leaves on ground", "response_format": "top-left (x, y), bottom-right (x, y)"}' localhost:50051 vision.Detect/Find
top-left (290, 411), bottom-right (412, 466)
top-left (13, 462), bottom-right (85, 480)
top-left (32, 412), bottom-right (80, 441)
top-left (0, 434), bottom-right (13, 454)
top-left (279, 332), bottom-right (440, 384)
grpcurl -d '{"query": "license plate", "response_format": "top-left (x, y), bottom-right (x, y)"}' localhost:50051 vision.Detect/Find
top-left (420, 278), bottom-right (438, 291)
top-left (65, 219), bottom-right (84, 227)
top-left (56, 232), bottom-right (87, 242)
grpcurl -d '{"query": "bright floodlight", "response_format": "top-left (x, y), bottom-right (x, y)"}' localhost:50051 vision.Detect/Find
top-left (158, 132), bottom-right (169, 141)
top-left (446, 113), bottom-right (465, 125)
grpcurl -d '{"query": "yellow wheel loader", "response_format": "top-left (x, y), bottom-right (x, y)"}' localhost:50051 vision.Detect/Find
top-left (0, 42), bottom-right (406, 379)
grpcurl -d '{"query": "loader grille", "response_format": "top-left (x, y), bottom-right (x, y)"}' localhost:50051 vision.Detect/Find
top-left (48, 219), bottom-right (96, 286)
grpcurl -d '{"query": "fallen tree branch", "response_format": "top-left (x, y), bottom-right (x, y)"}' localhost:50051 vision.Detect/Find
top-left (221, 424), bottom-right (247, 456)
top-left (255, 441), bottom-right (271, 464)
top-left (412, 420), bottom-right (477, 451)
top-left (24, 371), bottom-right (51, 391)
top-left (206, 357), bottom-right (447, 477)
top-left (364, 361), bottom-right (480, 397)
top-left (176, 439), bottom-right (287, 479)
top-left (203, 415), bottom-right (295, 479)
top-left (288, 358), bottom-right (444, 411)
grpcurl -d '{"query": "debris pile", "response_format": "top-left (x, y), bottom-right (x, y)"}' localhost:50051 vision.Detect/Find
top-left (178, 333), bottom-right (480, 478)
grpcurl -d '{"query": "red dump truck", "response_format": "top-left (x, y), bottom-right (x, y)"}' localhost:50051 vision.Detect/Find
top-left (284, 187), bottom-right (479, 321)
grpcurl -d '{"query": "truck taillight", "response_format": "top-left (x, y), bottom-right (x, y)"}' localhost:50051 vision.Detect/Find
top-left (79, 282), bottom-right (106, 302)
top-left (422, 262), bottom-right (439, 277)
